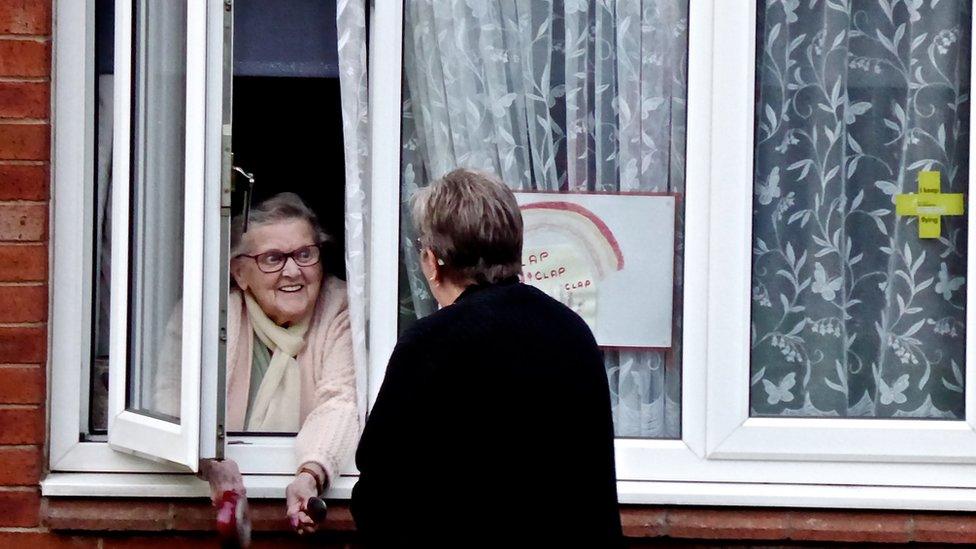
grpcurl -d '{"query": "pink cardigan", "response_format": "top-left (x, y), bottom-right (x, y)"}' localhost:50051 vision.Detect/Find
top-left (225, 276), bottom-right (360, 483)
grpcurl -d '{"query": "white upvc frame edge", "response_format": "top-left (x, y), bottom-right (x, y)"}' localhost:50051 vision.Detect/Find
top-left (49, 0), bottom-right (95, 469)
top-left (366, 0), bottom-right (404, 409)
top-left (198, 0), bottom-right (229, 462)
top-left (611, 0), bottom-right (713, 479)
top-left (703, 0), bottom-right (976, 465)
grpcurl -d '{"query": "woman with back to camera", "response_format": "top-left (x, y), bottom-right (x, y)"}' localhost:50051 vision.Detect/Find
top-left (351, 168), bottom-right (622, 546)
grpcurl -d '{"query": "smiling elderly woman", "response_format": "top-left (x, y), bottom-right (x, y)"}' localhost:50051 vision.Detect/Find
top-left (227, 193), bottom-right (355, 437)
top-left (230, 193), bottom-right (357, 525)
top-left (152, 192), bottom-right (356, 534)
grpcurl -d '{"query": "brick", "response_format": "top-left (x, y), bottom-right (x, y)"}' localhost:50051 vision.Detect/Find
top-left (0, 123), bottom-right (49, 160)
top-left (914, 513), bottom-right (976, 544)
top-left (0, 405), bottom-right (43, 443)
top-left (0, 39), bottom-right (49, 77)
top-left (170, 499), bottom-right (356, 533)
top-left (0, 81), bottom-right (48, 118)
top-left (102, 535), bottom-right (217, 548)
top-left (0, 488), bottom-right (40, 526)
top-left (0, 532), bottom-right (97, 548)
top-left (171, 499), bottom-right (293, 532)
top-left (250, 535), bottom-right (348, 548)
top-left (170, 500), bottom-right (215, 531)
top-left (319, 501), bottom-right (356, 532)
top-left (248, 499), bottom-right (292, 532)
top-left (0, 365), bottom-right (43, 403)
top-left (619, 506), bottom-right (667, 538)
top-left (0, 243), bottom-right (46, 281)
top-left (44, 499), bottom-right (171, 531)
top-left (666, 508), bottom-right (790, 541)
top-left (0, 1), bottom-right (51, 35)
top-left (0, 326), bottom-right (45, 363)
top-left (0, 203), bottom-right (47, 240)
top-left (0, 445), bottom-right (41, 484)
top-left (103, 534), bottom-right (352, 549)
top-left (257, 531), bottom-right (356, 547)
top-left (0, 284), bottom-right (46, 322)
top-left (0, 163), bottom-right (47, 200)
top-left (789, 511), bottom-right (912, 544)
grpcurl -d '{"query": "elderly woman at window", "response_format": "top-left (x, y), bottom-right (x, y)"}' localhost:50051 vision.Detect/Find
top-left (161, 192), bottom-right (358, 534)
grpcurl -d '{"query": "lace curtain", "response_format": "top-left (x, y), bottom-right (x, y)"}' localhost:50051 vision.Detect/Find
top-left (337, 0), bottom-right (370, 423)
top-left (751, 0), bottom-right (971, 418)
top-left (399, 0), bottom-right (689, 438)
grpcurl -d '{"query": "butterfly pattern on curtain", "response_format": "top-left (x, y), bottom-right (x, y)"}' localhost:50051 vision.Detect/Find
top-left (399, 0), bottom-right (689, 438)
top-left (751, 0), bottom-right (971, 418)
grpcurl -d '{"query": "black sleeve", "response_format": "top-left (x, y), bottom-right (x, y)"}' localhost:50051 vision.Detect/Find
top-left (350, 335), bottom-right (429, 537)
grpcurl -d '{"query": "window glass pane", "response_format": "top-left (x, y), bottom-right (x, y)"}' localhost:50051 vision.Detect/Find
top-left (126, 0), bottom-right (188, 422)
top-left (751, 1), bottom-right (971, 418)
top-left (398, 0), bottom-right (689, 438)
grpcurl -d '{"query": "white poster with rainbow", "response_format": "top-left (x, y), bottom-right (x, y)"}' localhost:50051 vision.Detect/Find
top-left (515, 192), bottom-right (676, 349)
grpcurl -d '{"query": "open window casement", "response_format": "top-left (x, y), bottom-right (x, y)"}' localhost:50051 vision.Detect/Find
top-left (106, 0), bottom-right (231, 471)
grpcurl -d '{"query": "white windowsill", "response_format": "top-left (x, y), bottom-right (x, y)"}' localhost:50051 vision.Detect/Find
top-left (616, 482), bottom-right (976, 511)
top-left (41, 473), bottom-right (358, 499)
top-left (41, 474), bottom-right (976, 511)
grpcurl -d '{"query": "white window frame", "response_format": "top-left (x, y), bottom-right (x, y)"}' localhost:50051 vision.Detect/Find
top-left (50, 0), bottom-right (224, 475)
top-left (704, 1), bottom-right (976, 467)
top-left (365, 0), bottom-right (976, 510)
top-left (46, 0), bottom-right (360, 495)
top-left (49, 0), bottom-right (190, 476)
top-left (47, 0), bottom-right (976, 509)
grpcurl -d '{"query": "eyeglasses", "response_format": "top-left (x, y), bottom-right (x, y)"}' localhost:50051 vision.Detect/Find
top-left (236, 244), bottom-right (321, 273)
top-left (414, 237), bottom-right (445, 266)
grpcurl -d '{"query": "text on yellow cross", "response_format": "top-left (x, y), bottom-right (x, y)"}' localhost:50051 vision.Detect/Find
top-left (894, 171), bottom-right (964, 239)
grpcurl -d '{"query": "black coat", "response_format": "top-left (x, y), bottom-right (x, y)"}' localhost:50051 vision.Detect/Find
top-left (351, 279), bottom-right (622, 547)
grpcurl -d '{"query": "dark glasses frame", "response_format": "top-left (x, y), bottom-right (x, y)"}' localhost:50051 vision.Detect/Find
top-left (235, 244), bottom-right (322, 274)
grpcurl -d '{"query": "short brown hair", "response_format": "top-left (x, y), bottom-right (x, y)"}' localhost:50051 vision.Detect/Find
top-left (412, 168), bottom-right (523, 284)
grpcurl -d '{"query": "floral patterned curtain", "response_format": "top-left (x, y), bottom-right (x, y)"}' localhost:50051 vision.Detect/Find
top-left (337, 0), bottom-right (370, 423)
top-left (751, 0), bottom-right (971, 418)
top-left (399, 0), bottom-right (688, 438)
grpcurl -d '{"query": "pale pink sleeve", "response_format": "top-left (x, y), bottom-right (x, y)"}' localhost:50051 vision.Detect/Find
top-left (294, 307), bottom-right (360, 486)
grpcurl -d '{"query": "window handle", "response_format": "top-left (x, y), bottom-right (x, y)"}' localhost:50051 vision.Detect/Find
top-left (232, 166), bottom-right (256, 231)
top-left (231, 166), bottom-right (254, 186)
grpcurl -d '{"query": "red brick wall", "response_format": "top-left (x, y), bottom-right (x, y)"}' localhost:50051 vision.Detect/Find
top-left (0, 1), bottom-right (974, 546)
top-left (0, 0), bottom-right (50, 542)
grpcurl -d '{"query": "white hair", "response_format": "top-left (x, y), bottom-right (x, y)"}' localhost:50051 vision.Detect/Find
top-left (230, 192), bottom-right (330, 257)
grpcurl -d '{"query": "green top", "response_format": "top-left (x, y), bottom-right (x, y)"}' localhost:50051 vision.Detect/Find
top-left (244, 335), bottom-right (272, 428)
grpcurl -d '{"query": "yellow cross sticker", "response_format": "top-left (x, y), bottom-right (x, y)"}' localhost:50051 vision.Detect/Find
top-left (894, 171), bottom-right (964, 239)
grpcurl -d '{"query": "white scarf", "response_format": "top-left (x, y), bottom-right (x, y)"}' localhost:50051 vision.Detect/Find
top-left (244, 293), bottom-right (310, 432)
